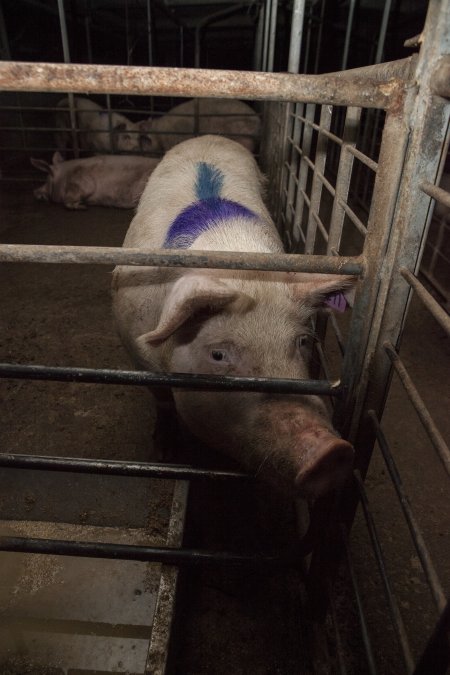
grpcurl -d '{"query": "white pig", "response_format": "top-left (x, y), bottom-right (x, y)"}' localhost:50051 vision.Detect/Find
top-left (139, 98), bottom-right (261, 154)
top-left (56, 97), bottom-right (144, 154)
top-left (31, 152), bottom-right (159, 210)
top-left (112, 135), bottom-right (355, 499)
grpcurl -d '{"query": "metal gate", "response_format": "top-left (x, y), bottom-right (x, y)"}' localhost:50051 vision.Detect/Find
top-left (0, 0), bottom-right (449, 673)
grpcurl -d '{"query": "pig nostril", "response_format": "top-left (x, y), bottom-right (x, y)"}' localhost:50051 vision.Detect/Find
top-left (295, 438), bottom-right (354, 499)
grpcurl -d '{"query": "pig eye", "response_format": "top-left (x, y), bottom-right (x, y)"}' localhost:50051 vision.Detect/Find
top-left (211, 349), bottom-right (227, 362)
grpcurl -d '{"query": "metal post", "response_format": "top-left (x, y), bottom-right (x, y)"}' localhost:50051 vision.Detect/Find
top-left (267, 0), bottom-right (278, 72)
top-left (57, 0), bottom-right (79, 157)
top-left (288, 0), bottom-right (306, 74)
top-left (341, 0), bottom-right (356, 70)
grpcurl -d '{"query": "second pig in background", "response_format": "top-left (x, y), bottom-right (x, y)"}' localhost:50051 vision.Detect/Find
top-left (139, 98), bottom-right (261, 154)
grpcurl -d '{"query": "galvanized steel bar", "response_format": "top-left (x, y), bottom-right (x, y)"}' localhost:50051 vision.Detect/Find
top-left (0, 362), bottom-right (343, 396)
top-left (383, 342), bottom-right (450, 476)
top-left (375, 0), bottom-right (393, 65)
top-left (292, 103), bottom-right (315, 246)
top-left (267, 0), bottom-right (278, 73)
top-left (354, 471), bottom-right (414, 673)
top-left (369, 411), bottom-right (447, 614)
top-left (420, 180), bottom-right (450, 211)
top-left (0, 243), bottom-right (364, 275)
top-left (328, 107), bottom-right (362, 254)
top-left (305, 104), bottom-right (332, 253)
top-left (287, 0), bottom-right (306, 74)
top-left (0, 61), bottom-right (402, 109)
top-left (400, 267), bottom-right (450, 336)
top-left (0, 453), bottom-right (250, 481)
top-left (0, 535), bottom-right (298, 568)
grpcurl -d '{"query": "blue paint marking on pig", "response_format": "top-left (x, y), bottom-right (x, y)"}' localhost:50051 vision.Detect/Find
top-left (163, 161), bottom-right (258, 249)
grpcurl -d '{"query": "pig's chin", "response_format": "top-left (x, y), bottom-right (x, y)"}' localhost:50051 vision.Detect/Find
top-left (173, 392), bottom-right (354, 500)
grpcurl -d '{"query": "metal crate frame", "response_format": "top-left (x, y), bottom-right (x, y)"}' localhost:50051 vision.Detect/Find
top-left (0, 0), bottom-right (449, 672)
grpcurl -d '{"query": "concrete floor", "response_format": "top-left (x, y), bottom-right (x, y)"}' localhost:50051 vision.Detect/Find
top-left (0, 184), bottom-right (449, 674)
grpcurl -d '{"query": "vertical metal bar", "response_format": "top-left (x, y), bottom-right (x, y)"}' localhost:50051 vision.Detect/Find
top-left (375, 0), bottom-right (393, 65)
top-left (267, 0), bottom-right (278, 73)
top-left (305, 104), bottom-right (332, 253)
top-left (146, 0), bottom-right (153, 67)
top-left (84, 1), bottom-right (93, 64)
top-left (179, 26), bottom-right (184, 68)
top-left (262, 0), bottom-right (271, 72)
top-left (293, 103), bottom-right (316, 250)
top-left (312, 0), bottom-right (326, 75)
top-left (287, 0), bottom-right (306, 74)
top-left (254, 3), bottom-right (265, 71)
top-left (106, 92), bottom-right (113, 154)
top-left (57, 0), bottom-right (79, 157)
top-left (341, 0), bottom-right (357, 70)
top-left (195, 25), bottom-right (201, 68)
top-left (327, 107), bottom-right (361, 254)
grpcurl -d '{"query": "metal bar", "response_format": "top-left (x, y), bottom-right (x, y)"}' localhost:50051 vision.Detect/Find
top-left (0, 536), bottom-right (298, 568)
top-left (412, 600), bottom-right (450, 675)
top-left (420, 180), bottom-right (450, 210)
top-left (0, 452), bottom-right (250, 481)
top-left (342, 528), bottom-right (378, 674)
top-left (375, 0), bottom-right (393, 65)
top-left (400, 267), bottom-right (450, 335)
top-left (267, 0), bottom-right (278, 73)
top-left (262, 0), bottom-right (271, 71)
top-left (328, 107), bottom-right (362, 254)
top-left (305, 104), bottom-right (332, 253)
top-left (146, 480), bottom-right (188, 674)
top-left (0, 61), bottom-right (403, 109)
top-left (0, 362), bottom-right (343, 396)
top-left (0, 243), bottom-right (364, 275)
top-left (369, 411), bottom-right (447, 614)
top-left (287, 0), bottom-right (306, 74)
top-left (383, 342), bottom-right (450, 476)
top-left (341, 0), bottom-right (356, 70)
top-left (292, 103), bottom-right (315, 247)
top-left (354, 471), bottom-right (415, 673)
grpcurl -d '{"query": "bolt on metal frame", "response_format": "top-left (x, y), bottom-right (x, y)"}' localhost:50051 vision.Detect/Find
top-left (0, 1), bottom-right (449, 673)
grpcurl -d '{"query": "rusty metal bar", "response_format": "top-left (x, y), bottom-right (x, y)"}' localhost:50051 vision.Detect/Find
top-left (400, 268), bottom-right (450, 336)
top-left (0, 243), bottom-right (364, 275)
top-left (420, 180), bottom-right (450, 210)
top-left (0, 61), bottom-right (405, 109)
top-left (305, 104), bottom-right (332, 253)
top-left (383, 342), bottom-right (450, 476)
top-left (369, 411), bottom-right (447, 614)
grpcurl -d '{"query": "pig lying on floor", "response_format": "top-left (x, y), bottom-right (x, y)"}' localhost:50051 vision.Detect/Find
top-left (112, 135), bottom-right (355, 499)
top-left (31, 152), bottom-right (159, 210)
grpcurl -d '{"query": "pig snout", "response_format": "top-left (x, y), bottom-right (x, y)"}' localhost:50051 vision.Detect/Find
top-left (292, 426), bottom-right (354, 499)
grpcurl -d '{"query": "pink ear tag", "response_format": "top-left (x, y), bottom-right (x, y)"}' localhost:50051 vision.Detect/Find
top-left (324, 291), bottom-right (348, 312)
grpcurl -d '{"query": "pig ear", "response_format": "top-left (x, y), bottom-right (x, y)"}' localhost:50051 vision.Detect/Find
top-left (52, 151), bottom-right (64, 165)
top-left (293, 274), bottom-right (357, 312)
top-left (137, 275), bottom-right (242, 346)
top-left (30, 158), bottom-right (52, 174)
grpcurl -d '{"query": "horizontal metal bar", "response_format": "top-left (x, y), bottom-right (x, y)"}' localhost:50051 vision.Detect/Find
top-left (0, 535), bottom-right (298, 568)
top-left (354, 470), bottom-right (414, 673)
top-left (384, 342), bottom-right (450, 476)
top-left (0, 243), bottom-right (364, 275)
top-left (400, 268), bottom-right (450, 336)
top-left (419, 180), bottom-right (450, 210)
top-left (369, 411), bottom-right (447, 614)
top-left (0, 452), bottom-right (250, 481)
top-left (0, 363), bottom-right (343, 396)
top-left (0, 61), bottom-right (403, 109)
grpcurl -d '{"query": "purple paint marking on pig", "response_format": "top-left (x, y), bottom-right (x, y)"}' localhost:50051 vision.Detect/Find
top-left (164, 198), bottom-right (258, 249)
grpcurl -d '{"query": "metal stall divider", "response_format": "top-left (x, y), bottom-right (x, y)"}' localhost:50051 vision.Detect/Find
top-left (0, 0), bottom-right (449, 673)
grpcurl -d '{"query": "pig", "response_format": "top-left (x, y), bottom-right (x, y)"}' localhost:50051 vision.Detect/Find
top-left (55, 97), bottom-right (145, 154)
top-left (112, 135), bottom-right (355, 499)
top-left (31, 152), bottom-right (159, 210)
top-left (139, 98), bottom-right (261, 154)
